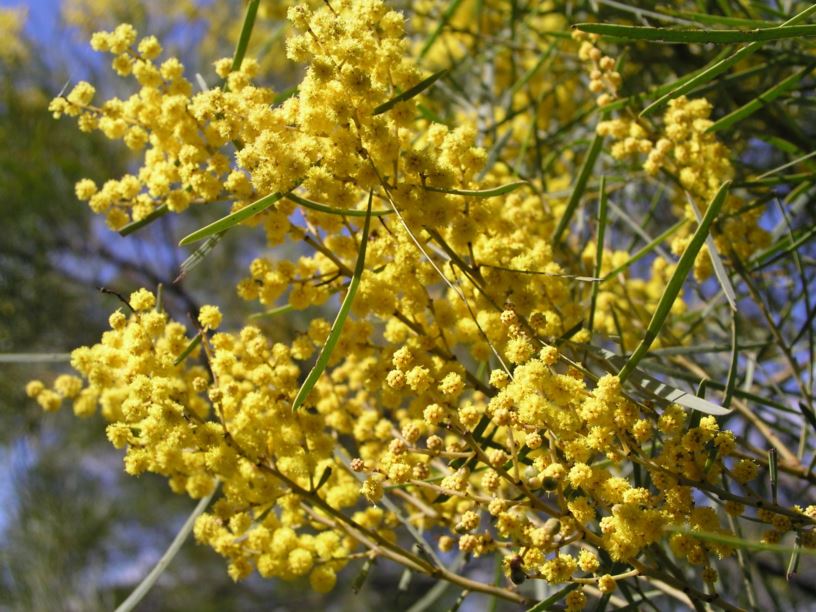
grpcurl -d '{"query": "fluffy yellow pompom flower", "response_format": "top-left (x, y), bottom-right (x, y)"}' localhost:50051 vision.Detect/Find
top-left (198, 305), bottom-right (222, 330)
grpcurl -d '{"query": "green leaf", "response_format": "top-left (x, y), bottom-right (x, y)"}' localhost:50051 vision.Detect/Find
top-left (114, 484), bottom-right (218, 612)
top-left (574, 22), bottom-right (816, 44)
top-left (673, 528), bottom-right (816, 555)
top-left (351, 558), bottom-right (375, 595)
top-left (174, 333), bottom-right (202, 366)
top-left (601, 219), bottom-right (687, 284)
top-left (685, 192), bottom-right (736, 310)
top-left (248, 303), bottom-right (294, 320)
top-left (273, 84), bottom-right (298, 105)
top-left (286, 192), bottom-right (392, 217)
top-left (588, 176), bottom-right (607, 333)
top-left (118, 204), bottom-right (168, 237)
top-left (787, 535), bottom-right (802, 579)
top-left (707, 65), bottom-right (812, 133)
top-left (666, 11), bottom-right (773, 28)
top-left (639, 4), bottom-right (816, 116)
top-left (179, 192), bottom-right (284, 246)
top-left (526, 583), bottom-right (580, 611)
top-left (313, 466), bottom-right (333, 492)
top-left (0, 353), bottom-right (71, 363)
top-left (601, 48), bottom-right (733, 114)
top-left (592, 346), bottom-right (732, 415)
top-left (769, 448), bottom-right (779, 503)
top-left (424, 180), bottom-right (528, 198)
top-left (292, 193), bottom-right (373, 411)
top-left (507, 43), bottom-right (557, 100)
top-left (553, 130), bottom-right (605, 243)
top-left (478, 128), bottom-right (515, 181)
top-left (418, 0), bottom-right (465, 60)
top-left (723, 316), bottom-right (739, 409)
top-left (176, 232), bottom-right (225, 281)
top-left (230, 0), bottom-right (260, 73)
top-left (373, 70), bottom-right (447, 116)
top-left (750, 223), bottom-right (816, 271)
top-left (618, 182), bottom-right (730, 383)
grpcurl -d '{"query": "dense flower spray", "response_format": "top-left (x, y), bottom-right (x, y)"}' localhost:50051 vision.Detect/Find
top-left (32, 0), bottom-right (816, 608)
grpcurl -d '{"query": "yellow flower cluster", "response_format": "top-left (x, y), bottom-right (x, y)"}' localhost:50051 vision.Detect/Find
top-left (35, 288), bottom-right (374, 586)
top-left (596, 95), bottom-right (770, 279)
top-left (0, 6), bottom-right (28, 64)
top-left (34, 0), bottom-right (816, 606)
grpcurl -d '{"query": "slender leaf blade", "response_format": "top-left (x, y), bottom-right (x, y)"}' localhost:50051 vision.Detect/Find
top-left (553, 131), bottom-right (605, 243)
top-left (418, 0), bottom-right (465, 60)
top-left (373, 70), bottom-right (447, 116)
top-left (179, 192), bottom-right (283, 246)
top-left (286, 192), bottom-right (392, 217)
top-left (292, 193), bottom-right (373, 411)
top-left (574, 23), bottom-right (816, 44)
top-left (589, 176), bottom-right (607, 333)
top-left (526, 583), bottom-right (580, 611)
top-left (686, 192), bottom-right (736, 310)
top-left (424, 181), bottom-right (528, 198)
top-left (114, 484), bottom-right (218, 612)
top-left (119, 204), bottom-right (169, 237)
top-left (618, 182), bottom-right (730, 382)
top-left (707, 65), bottom-right (811, 133)
top-left (640, 4), bottom-right (816, 116)
top-left (174, 333), bottom-right (202, 366)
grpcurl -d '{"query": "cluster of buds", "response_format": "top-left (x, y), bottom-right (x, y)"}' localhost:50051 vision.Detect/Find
top-left (573, 30), bottom-right (621, 106)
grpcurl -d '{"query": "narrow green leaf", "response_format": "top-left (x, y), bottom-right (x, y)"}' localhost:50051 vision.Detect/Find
top-left (574, 22), bottom-right (816, 44)
top-left (292, 193), bottom-right (373, 411)
top-left (0, 353), bottom-right (71, 363)
top-left (286, 192), bottom-right (392, 217)
top-left (750, 223), bottom-right (816, 271)
top-left (593, 346), bottom-right (732, 415)
top-left (179, 192), bottom-right (283, 246)
top-left (756, 148), bottom-right (816, 179)
top-left (640, 4), bottom-right (816, 116)
top-left (373, 70), bottom-right (447, 116)
top-left (114, 484), bottom-right (218, 612)
top-left (273, 84), bottom-right (298, 105)
top-left (313, 466), bottom-right (333, 492)
top-left (478, 129), bottom-right (515, 181)
top-left (230, 0), bottom-right (260, 73)
top-left (424, 180), bottom-right (528, 198)
top-left (416, 102), bottom-right (448, 125)
top-left (119, 204), bottom-right (169, 237)
top-left (526, 583), bottom-right (580, 611)
top-left (418, 0), bottom-right (465, 60)
top-left (553, 131), bottom-right (605, 243)
top-left (642, 45), bottom-right (757, 116)
top-left (176, 232), bottom-right (225, 281)
top-left (448, 590), bottom-right (469, 612)
top-left (787, 535), bottom-right (802, 579)
top-left (602, 48), bottom-right (733, 114)
top-left (602, 219), bottom-right (688, 283)
top-left (618, 182), bottom-right (730, 382)
top-left (707, 65), bottom-right (811, 133)
top-left (588, 176), bottom-right (607, 333)
top-left (674, 528), bottom-right (816, 555)
top-left (667, 11), bottom-right (773, 28)
top-left (248, 303), bottom-right (294, 320)
top-left (507, 43), bottom-right (556, 100)
top-left (352, 558), bottom-right (375, 594)
top-left (769, 448), bottom-right (779, 504)
top-left (174, 333), bottom-right (202, 366)
top-left (723, 316), bottom-right (739, 409)
top-left (686, 192), bottom-right (736, 310)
